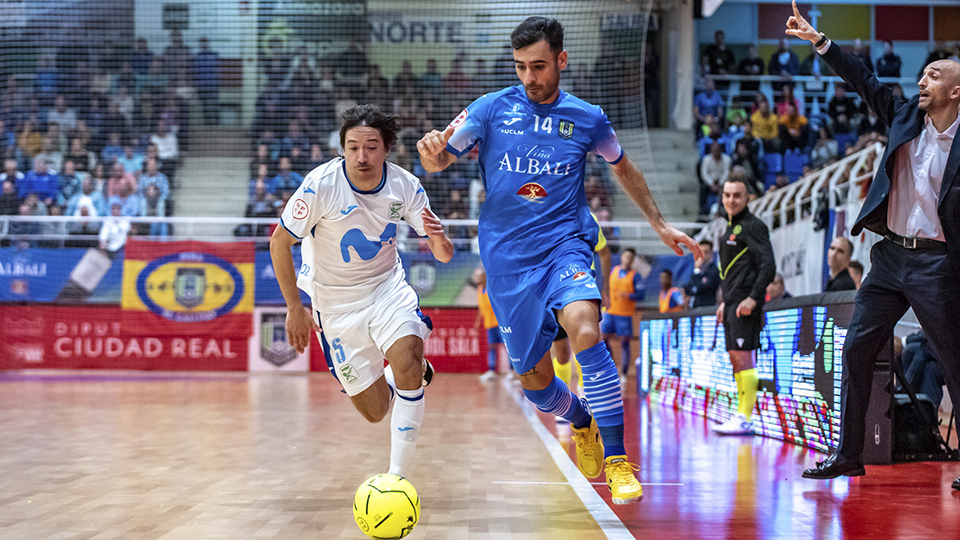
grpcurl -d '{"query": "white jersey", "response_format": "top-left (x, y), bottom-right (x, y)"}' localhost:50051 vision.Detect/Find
top-left (279, 159), bottom-right (431, 314)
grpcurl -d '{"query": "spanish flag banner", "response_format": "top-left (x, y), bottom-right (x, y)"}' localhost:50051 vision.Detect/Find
top-left (122, 239), bottom-right (255, 336)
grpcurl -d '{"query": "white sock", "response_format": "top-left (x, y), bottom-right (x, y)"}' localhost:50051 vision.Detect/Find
top-left (388, 386), bottom-right (424, 477)
top-left (383, 365), bottom-right (396, 404)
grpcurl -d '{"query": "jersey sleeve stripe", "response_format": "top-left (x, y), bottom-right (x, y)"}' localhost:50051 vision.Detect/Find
top-left (279, 217), bottom-right (304, 239)
top-left (445, 141), bottom-right (468, 158)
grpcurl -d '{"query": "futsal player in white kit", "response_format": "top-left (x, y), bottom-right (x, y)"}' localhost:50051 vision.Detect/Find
top-left (270, 104), bottom-right (454, 478)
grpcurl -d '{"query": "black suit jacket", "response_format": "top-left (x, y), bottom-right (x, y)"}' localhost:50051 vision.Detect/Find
top-left (821, 44), bottom-right (960, 279)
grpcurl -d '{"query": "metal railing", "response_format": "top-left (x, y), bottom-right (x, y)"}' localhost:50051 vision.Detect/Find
top-left (696, 141), bottom-right (882, 239)
top-left (0, 215), bottom-right (706, 255)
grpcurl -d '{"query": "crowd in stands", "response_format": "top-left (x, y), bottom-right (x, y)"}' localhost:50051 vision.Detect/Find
top-left (0, 29), bottom-right (222, 247)
top-left (693, 31), bottom-right (956, 219)
top-left (244, 39), bottom-right (654, 248)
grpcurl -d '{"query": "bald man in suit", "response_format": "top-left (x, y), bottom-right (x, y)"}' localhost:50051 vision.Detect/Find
top-left (788, 2), bottom-right (960, 489)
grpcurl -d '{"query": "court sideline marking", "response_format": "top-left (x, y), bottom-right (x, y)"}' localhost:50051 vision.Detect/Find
top-left (504, 379), bottom-right (636, 540)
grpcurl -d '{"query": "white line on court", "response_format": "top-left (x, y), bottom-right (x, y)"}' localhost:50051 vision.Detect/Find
top-left (504, 379), bottom-right (636, 540)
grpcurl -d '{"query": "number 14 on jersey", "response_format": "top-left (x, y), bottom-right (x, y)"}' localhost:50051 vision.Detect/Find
top-left (532, 115), bottom-right (552, 134)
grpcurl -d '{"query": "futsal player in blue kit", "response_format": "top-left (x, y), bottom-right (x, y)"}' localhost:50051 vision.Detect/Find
top-left (417, 17), bottom-right (701, 504)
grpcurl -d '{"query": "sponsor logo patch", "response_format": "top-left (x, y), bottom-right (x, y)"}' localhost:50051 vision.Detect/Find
top-left (516, 182), bottom-right (548, 203)
top-left (339, 364), bottom-right (359, 384)
top-left (389, 201), bottom-right (403, 219)
top-left (292, 199), bottom-right (309, 219)
top-left (450, 109), bottom-right (468, 128)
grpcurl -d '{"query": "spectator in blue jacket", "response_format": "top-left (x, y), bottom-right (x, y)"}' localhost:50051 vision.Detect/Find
top-left (268, 156), bottom-right (303, 200)
top-left (20, 156), bottom-right (59, 206)
top-left (193, 37), bottom-right (221, 125)
top-left (768, 37), bottom-right (800, 77)
top-left (66, 176), bottom-right (108, 218)
top-left (57, 160), bottom-right (83, 206)
top-left (138, 158), bottom-right (170, 203)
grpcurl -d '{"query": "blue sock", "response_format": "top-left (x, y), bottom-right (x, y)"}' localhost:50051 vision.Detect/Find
top-left (577, 341), bottom-right (626, 457)
top-left (487, 348), bottom-right (497, 371)
top-left (523, 376), bottom-right (592, 429)
top-left (598, 424), bottom-right (625, 458)
top-left (620, 340), bottom-right (631, 375)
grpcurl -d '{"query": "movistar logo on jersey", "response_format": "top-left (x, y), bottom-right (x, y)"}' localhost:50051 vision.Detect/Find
top-left (339, 223), bottom-right (397, 263)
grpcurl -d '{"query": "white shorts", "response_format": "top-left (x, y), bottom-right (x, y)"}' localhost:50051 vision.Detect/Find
top-left (314, 281), bottom-right (432, 397)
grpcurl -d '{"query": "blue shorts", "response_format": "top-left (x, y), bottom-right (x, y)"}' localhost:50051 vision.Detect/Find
top-left (486, 245), bottom-right (601, 374)
top-left (486, 327), bottom-right (504, 344)
top-left (601, 313), bottom-right (633, 338)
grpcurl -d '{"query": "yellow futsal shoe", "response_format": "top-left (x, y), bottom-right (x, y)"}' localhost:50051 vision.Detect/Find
top-left (570, 415), bottom-right (604, 479)
top-left (605, 456), bottom-right (643, 504)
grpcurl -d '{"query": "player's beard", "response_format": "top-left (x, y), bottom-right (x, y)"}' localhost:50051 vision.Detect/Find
top-left (525, 82), bottom-right (557, 104)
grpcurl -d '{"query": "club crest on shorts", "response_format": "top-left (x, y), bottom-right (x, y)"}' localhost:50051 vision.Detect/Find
top-left (339, 363), bottom-right (359, 384)
top-left (516, 182), bottom-right (548, 203)
top-left (558, 119), bottom-right (575, 139)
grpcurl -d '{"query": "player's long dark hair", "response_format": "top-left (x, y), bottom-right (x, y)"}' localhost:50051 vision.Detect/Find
top-left (511, 16), bottom-right (564, 52)
top-left (339, 104), bottom-right (400, 151)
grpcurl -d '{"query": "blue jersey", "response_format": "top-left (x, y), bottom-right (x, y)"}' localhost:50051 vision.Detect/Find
top-left (445, 85), bottom-right (623, 276)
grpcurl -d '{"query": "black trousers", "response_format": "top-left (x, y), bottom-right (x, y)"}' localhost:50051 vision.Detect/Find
top-left (837, 239), bottom-right (960, 458)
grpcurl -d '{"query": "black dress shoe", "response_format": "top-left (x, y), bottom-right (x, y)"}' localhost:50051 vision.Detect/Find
top-left (802, 454), bottom-right (865, 479)
top-left (953, 476), bottom-right (959, 490)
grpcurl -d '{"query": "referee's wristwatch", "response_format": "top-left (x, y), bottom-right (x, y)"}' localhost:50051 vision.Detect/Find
top-left (815, 32), bottom-right (828, 48)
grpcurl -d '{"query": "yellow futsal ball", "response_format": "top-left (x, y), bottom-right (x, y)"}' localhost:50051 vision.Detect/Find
top-left (353, 473), bottom-right (420, 539)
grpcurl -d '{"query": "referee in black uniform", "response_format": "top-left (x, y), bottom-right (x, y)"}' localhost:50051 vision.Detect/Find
top-left (713, 176), bottom-right (776, 435)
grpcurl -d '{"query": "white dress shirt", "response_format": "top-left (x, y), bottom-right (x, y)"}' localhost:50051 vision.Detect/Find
top-left (888, 113), bottom-right (958, 240)
top-left (818, 39), bottom-right (955, 240)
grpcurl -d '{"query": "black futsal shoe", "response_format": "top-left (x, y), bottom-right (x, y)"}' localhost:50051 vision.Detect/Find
top-left (422, 358), bottom-right (434, 387)
top-left (953, 476), bottom-right (959, 490)
top-left (802, 454), bottom-right (865, 479)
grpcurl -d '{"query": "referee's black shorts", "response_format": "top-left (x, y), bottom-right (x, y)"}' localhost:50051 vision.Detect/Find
top-left (723, 298), bottom-right (764, 351)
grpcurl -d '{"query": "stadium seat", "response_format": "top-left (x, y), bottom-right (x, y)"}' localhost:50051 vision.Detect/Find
top-left (764, 153), bottom-right (783, 191)
top-left (835, 133), bottom-right (855, 155)
top-left (784, 150), bottom-right (805, 182)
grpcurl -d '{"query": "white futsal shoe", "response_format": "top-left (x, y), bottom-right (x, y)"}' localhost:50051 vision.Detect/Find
top-left (712, 413), bottom-right (755, 435)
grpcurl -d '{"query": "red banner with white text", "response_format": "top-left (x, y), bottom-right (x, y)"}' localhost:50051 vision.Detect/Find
top-left (1, 306), bottom-right (248, 370)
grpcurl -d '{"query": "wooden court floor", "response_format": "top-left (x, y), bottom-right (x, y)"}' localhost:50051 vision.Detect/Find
top-left (0, 370), bottom-right (958, 540)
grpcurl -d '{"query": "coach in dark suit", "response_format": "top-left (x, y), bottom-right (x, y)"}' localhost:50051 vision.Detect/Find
top-left (787, 2), bottom-right (960, 489)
